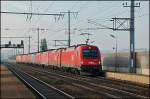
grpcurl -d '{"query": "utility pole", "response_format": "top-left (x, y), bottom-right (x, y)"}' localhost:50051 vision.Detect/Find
top-left (68, 10), bottom-right (71, 47)
top-left (32, 27), bottom-right (48, 52)
top-left (23, 47), bottom-right (24, 54)
top-left (28, 36), bottom-right (31, 53)
top-left (30, 27), bottom-right (48, 52)
top-left (61, 10), bottom-right (78, 47)
top-left (130, 0), bottom-right (135, 73)
top-left (123, 0), bottom-right (140, 73)
top-left (110, 34), bottom-right (118, 72)
top-left (37, 27), bottom-right (40, 52)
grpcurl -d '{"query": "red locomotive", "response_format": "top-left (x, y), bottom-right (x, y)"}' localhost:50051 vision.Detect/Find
top-left (16, 44), bottom-right (102, 75)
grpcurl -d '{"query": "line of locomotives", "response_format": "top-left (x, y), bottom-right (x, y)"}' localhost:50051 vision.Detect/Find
top-left (16, 44), bottom-right (103, 75)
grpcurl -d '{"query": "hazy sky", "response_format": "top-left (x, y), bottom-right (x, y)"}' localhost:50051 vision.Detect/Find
top-left (1, 1), bottom-right (149, 55)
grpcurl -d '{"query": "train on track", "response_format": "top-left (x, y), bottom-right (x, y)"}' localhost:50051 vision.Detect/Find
top-left (16, 44), bottom-right (102, 75)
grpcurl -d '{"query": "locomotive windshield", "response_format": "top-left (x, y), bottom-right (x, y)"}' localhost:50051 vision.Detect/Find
top-left (83, 49), bottom-right (98, 58)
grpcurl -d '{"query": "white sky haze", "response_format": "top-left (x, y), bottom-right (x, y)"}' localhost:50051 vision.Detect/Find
top-left (1, 1), bottom-right (149, 56)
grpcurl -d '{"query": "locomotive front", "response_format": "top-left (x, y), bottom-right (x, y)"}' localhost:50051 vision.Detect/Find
top-left (79, 45), bottom-right (102, 75)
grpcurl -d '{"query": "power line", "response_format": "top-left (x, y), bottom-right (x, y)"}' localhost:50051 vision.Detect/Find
top-left (1, 37), bottom-right (31, 38)
top-left (1, 11), bottom-right (63, 16)
top-left (69, 2), bottom-right (121, 31)
top-left (34, 1), bottom-right (55, 25)
top-left (88, 19), bottom-right (113, 30)
top-left (85, 2), bottom-right (122, 20)
top-left (60, 10), bottom-right (78, 47)
top-left (47, 10), bottom-right (78, 47)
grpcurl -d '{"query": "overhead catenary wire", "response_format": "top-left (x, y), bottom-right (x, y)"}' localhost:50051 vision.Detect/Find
top-left (34, 1), bottom-right (55, 26)
top-left (1, 11), bottom-right (63, 16)
top-left (47, 1), bottom-right (131, 37)
top-left (84, 2), bottom-right (121, 20)
top-left (40, 2), bottom-right (125, 40)
top-left (69, 2), bottom-right (119, 31)
top-left (2, 1), bottom-right (148, 53)
top-left (73, 1), bottom-right (145, 33)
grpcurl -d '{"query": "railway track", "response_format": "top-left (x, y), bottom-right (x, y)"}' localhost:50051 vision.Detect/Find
top-left (4, 63), bottom-right (75, 99)
top-left (25, 66), bottom-right (149, 98)
top-left (8, 62), bottom-right (149, 98)
top-left (25, 63), bottom-right (149, 97)
top-left (7, 63), bottom-right (115, 98)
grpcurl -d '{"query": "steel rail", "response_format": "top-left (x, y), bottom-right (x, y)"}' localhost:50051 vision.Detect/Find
top-left (44, 64), bottom-right (148, 90)
top-left (19, 66), bottom-right (120, 98)
top-left (28, 65), bottom-right (148, 99)
top-left (5, 63), bottom-right (75, 99)
top-left (7, 65), bottom-right (46, 99)
top-left (28, 64), bottom-right (148, 90)
top-left (9, 62), bottom-right (149, 98)
top-left (30, 70), bottom-right (120, 98)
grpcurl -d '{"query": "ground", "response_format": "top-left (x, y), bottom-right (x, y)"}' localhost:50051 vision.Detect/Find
top-left (0, 64), bottom-right (35, 98)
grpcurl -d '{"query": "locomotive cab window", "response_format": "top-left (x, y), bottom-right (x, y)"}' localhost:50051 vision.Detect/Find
top-left (83, 49), bottom-right (98, 58)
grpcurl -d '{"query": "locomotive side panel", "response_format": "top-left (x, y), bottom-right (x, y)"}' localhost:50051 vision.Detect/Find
top-left (48, 50), bottom-right (57, 66)
top-left (48, 51), bottom-right (52, 65)
top-left (53, 50), bottom-right (58, 66)
top-left (61, 47), bottom-right (80, 69)
top-left (25, 55), bottom-right (28, 63)
top-left (31, 53), bottom-right (35, 64)
top-left (41, 51), bottom-right (48, 65)
top-left (61, 49), bottom-right (71, 67)
top-left (27, 54), bottom-right (32, 64)
top-left (35, 53), bottom-right (41, 65)
top-left (56, 49), bottom-right (61, 67)
top-left (22, 55), bottom-right (25, 63)
top-left (16, 55), bottom-right (21, 63)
